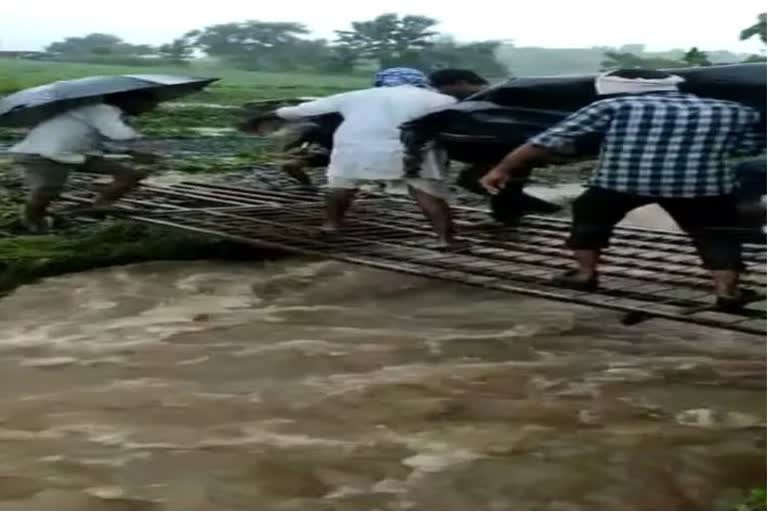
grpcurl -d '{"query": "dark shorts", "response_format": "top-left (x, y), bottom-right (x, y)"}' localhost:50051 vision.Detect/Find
top-left (734, 158), bottom-right (766, 201)
top-left (14, 155), bottom-right (140, 194)
top-left (569, 187), bottom-right (744, 271)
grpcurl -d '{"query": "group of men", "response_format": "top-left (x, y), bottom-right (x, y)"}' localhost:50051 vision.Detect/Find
top-left (7, 66), bottom-right (764, 310)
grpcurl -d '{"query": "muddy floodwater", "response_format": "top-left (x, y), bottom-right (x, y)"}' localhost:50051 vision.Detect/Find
top-left (0, 177), bottom-right (765, 510)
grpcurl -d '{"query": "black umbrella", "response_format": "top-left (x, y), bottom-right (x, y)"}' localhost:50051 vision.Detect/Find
top-left (0, 74), bottom-right (219, 127)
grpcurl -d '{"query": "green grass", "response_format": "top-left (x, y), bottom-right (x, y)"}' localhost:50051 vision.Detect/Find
top-left (734, 488), bottom-right (767, 511)
top-left (0, 222), bottom-right (282, 296)
top-left (0, 59), bottom-right (367, 105)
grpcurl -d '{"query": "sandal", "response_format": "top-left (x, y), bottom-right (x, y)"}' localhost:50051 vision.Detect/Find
top-left (716, 288), bottom-right (761, 313)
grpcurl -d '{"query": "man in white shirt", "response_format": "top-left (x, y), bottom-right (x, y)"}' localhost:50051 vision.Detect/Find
top-left (272, 67), bottom-right (462, 249)
top-left (9, 91), bottom-right (158, 232)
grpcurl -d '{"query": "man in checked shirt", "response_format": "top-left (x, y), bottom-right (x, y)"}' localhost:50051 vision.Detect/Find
top-left (480, 69), bottom-right (764, 311)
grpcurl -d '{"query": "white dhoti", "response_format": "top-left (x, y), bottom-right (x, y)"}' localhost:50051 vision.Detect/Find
top-left (275, 85), bottom-right (458, 200)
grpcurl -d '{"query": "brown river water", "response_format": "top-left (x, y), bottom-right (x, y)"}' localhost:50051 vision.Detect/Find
top-left (0, 207), bottom-right (764, 510)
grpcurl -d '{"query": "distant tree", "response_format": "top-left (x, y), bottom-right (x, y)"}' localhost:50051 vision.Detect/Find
top-left (334, 13), bottom-right (439, 68)
top-left (191, 21), bottom-right (309, 56)
top-left (618, 44), bottom-right (646, 54)
top-left (47, 33), bottom-right (118, 55)
top-left (46, 33), bottom-right (152, 57)
top-left (157, 36), bottom-right (195, 64)
top-left (420, 38), bottom-right (507, 77)
top-left (743, 53), bottom-right (767, 63)
top-left (283, 38), bottom-right (335, 71)
top-left (323, 45), bottom-right (360, 73)
top-left (129, 44), bottom-right (156, 56)
top-left (683, 47), bottom-right (711, 67)
top-left (187, 21), bottom-right (315, 70)
top-left (740, 13), bottom-right (767, 44)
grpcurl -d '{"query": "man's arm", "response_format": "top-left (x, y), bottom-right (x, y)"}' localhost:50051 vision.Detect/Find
top-left (732, 108), bottom-right (766, 157)
top-left (480, 100), bottom-right (614, 194)
top-left (275, 93), bottom-right (348, 120)
top-left (88, 104), bottom-right (143, 141)
top-left (400, 114), bottom-right (443, 178)
top-left (479, 143), bottom-right (552, 194)
top-left (83, 104), bottom-right (162, 162)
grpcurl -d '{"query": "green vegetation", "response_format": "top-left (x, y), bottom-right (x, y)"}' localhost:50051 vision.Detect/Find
top-left (0, 59), bottom-right (366, 104)
top-left (733, 487), bottom-right (767, 511)
top-left (740, 13), bottom-right (767, 44)
top-left (0, 222), bottom-right (280, 296)
top-left (0, 59), bottom-right (365, 140)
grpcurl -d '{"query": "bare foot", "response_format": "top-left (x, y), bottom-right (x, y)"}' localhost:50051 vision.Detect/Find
top-left (460, 220), bottom-right (502, 231)
top-left (90, 198), bottom-right (118, 210)
top-left (18, 205), bottom-right (52, 234)
top-left (320, 222), bottom-right (342, 233)
top-left (433, 238), bottom-right (472, 252)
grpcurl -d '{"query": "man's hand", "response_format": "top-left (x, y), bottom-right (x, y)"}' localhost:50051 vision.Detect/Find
top-left (479, 143), bottom-right (552, 195)
top-left (237, 113), bottom-right (282, 134)
top-left (480, 167), bottom-right (510, 195)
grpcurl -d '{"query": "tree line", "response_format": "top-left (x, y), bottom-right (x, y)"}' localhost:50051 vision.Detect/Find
top-left (42, 12), bottom-right (766, 75)
top-left (43, 13), bottom-right (507, 76)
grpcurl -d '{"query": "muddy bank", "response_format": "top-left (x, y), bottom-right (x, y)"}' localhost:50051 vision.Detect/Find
top-left (0, 221), bottom-right (285, 297)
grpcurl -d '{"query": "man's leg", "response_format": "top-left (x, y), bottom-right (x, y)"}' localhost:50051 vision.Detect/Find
top-left (20, 157), bottom-right (70, 232)
top-left (279, 145), bottom-right (328, 187)
top-left (406, 179), bottom-right (458, 247)
top-left (83, 157), bottom-right (146, 209)
top-left (662, 196), bottom-right (749, 306)
top-left (280, 161), bottom-right (313, 187)
top-left (324, 177), bottom-right (358, 232)
top-left (23, 189), bottom-right (59, 231)
top-left (558, 188), bottom-right (644, 289)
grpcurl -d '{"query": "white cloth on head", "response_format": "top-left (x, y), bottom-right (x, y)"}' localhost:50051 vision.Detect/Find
top-left (594, 72), bottom-right (685, 96)
top-left (276, 85), bottom-right (456, 181)
top-left (9, 103), bottom-right (141, 164)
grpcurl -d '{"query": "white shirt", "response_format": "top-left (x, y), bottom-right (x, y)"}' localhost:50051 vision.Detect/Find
top-left (276, 85), bottom-right (456, 180)
top-left (10, 103), bottom-right (141, 164)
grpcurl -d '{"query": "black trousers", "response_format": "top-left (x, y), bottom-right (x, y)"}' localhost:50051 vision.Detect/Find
top-left (569, 187), bottom-right (744, 271)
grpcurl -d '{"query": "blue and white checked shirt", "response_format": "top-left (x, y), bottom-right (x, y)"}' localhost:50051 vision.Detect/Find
top-left (530, 92), bottom-right (764, 197)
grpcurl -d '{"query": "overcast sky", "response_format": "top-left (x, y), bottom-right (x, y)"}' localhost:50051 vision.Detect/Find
top-left (1, 0), bottom-right (765, 53)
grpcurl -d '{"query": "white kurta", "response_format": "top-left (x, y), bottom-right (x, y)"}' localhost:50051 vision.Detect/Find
top-left (10, 104), bottom-right (141, 165)
top-left (276, 85), bottom-right (456, 181)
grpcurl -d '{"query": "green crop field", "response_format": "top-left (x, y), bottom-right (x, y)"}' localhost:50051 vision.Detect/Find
top-left (0, 59), bottom-right (367, 105)
top-left (0, 59), bottom-right (370, 137)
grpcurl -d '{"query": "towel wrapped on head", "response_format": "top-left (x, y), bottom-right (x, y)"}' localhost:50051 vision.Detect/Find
top-left (595, 69), bottom-right (685, 96)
